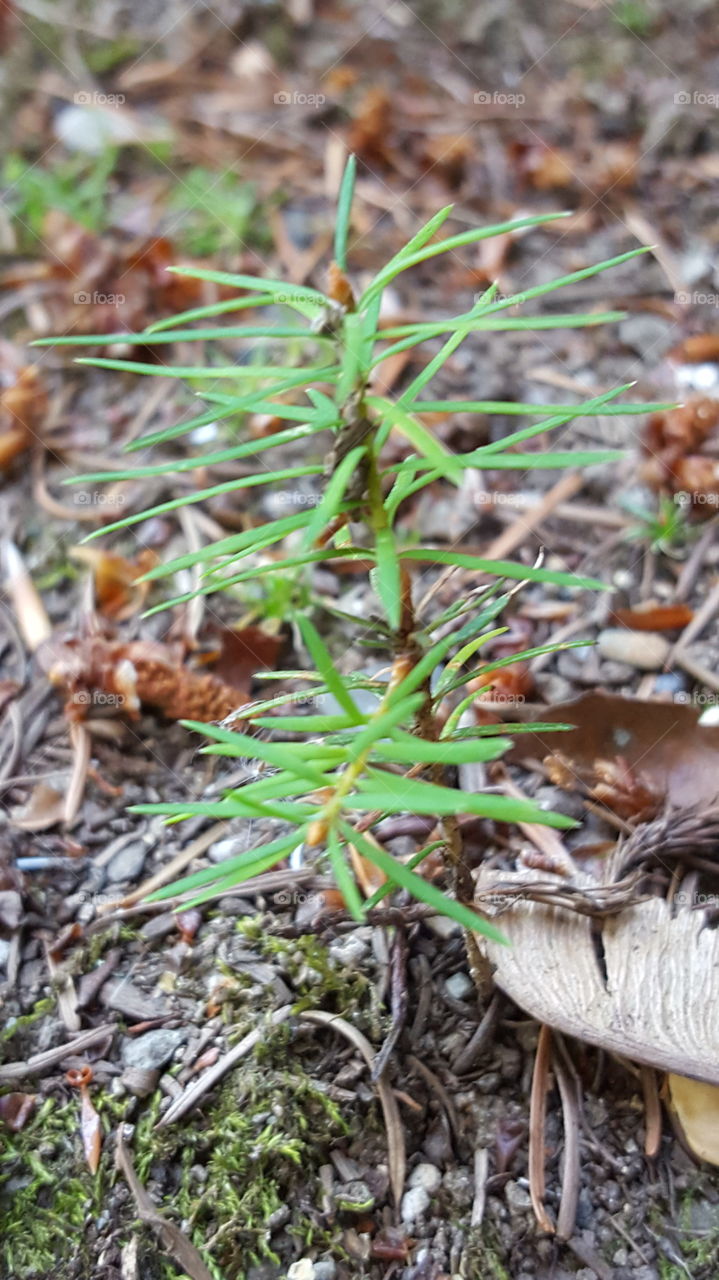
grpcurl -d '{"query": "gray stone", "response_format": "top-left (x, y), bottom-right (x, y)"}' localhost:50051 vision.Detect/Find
top-left (618, 314), bottom-right (674, 360)
top-left (208, 836), bottom-right (245, 864)
top-left (121, 1028), bottom-right (185, 1071)
top-left (106, 841), bottom-right (148, 883)
top-left (445, 972), bottom-right (473, 1001)
top-left (120, 1066), bottom-right (160, 1098)
top-left (335, 1180), bottom-right (374, 1212)
top-left (597, 628), bottom-right (670, 670)
top-left (442, 1166), bottom-right (474, 1208)
top-left (504, 1179), bottom-right (532, 1212)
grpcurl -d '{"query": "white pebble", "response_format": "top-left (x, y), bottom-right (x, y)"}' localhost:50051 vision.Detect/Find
top-left (445, 972), bottom-right (474, 1001)
top-left (597, 628), bottom-right (670, 671)
top-left (408, 1162), bottom-right (442, 1194)
top-left (287, 1262), bottom-right (315, 1280)
top-left (400, 1185), bottom-right (431, 1222)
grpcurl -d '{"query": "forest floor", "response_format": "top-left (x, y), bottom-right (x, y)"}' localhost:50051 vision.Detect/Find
top-left (2, 2), bottom-right (719, 1278)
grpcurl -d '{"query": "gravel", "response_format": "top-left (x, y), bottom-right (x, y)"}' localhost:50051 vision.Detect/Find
top-left (120, 1028), bottom-right (186, 1071)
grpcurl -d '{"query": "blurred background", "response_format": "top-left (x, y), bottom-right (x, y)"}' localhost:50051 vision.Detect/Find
top-left (1, 0), bottom-right (717, 338)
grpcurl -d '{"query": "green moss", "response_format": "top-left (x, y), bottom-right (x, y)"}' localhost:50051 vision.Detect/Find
top-left (2, 930), bottom-right (375, 1279)
top-left (462, 1225), bottom-right (512, 1279)
top-left (150, 1057), bottom-right (350, 1276)
top-left (0, 1096), bottom-right (107, 1277)
top-left (1, 998), bottom-right (55, 1047)
top-left (657, 1187), bottom-right (719, 1278)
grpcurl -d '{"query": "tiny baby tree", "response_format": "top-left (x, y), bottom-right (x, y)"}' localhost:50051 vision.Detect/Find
top-left (38, 156), bottom-right (668, 940)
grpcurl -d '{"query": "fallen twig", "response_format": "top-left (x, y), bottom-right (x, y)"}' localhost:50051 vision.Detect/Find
top-left (0, 1023), bottom-right (115, 1081)
top-left (115, 1126), bottom-right (214, 1280)
top-left (156, 1005), bottom-right (295, 1128)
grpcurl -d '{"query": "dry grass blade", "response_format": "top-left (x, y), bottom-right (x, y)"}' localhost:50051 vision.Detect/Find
top-left (106, 821), bottom-right (230, 911)
top-left (640, 1065), bottom-right (662, 1159)
top-left (115, 1127), bottom-right (214, 1280)
top-left (497, 772), bottom-right (578, 876)
top-left (553, 1041), bottom-right (581, 1240)
top-left (65, 721), bottom-right (92, 825)
top-left (3, 540), bottom-right (51, 653)
top-left (528, 1023), bottom-right (555, 1234)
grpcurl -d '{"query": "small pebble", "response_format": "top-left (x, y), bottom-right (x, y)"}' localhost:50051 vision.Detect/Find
top-left (120, 1066), bottom-right (160, 1098)
top-left (400, 1185), bottom-right (431, 1222)
top-left (287, 1262), bottom-right (315, 1280)
top-left (286, 1259), bottom-right (314, 1280)
top-left (208, 837), bottom-right (244, 864)
top-left (313, 1263), bottom-right (336, 1280)
top-left (597, 628), bottom-right (670, 670)
top-left (408, 1162), bottom-right (442, 1194)
top-left (121, 1028), bottom-right (185, 1071)
top-left (106, 841), bottom-right (148, 884)
top-left (328, 935), bottom-right (369, 967)
top-left (425, 914), bottom-right (460, 939)
top-left (335, 1180), bottom-right (374, 1212)
top-left (504, 1179), bottom-right (532, 1212)
top-left (445, 972), bottom-right (473, 1001)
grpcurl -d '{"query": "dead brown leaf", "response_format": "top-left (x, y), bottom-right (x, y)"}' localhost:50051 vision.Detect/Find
top-left (0, 1093), bottom-right (36, 1132)
top-left (193, 619), bottom-right (284, 692)
top-left (70, 547), bottom-right (159, 620)
top-left (11, 782), bottom-right (65, 831)
top-left (347, 87), bottom-right (394, 166)
top-left (1, 215), bottom-right (201, 335)
top-left (508, 690), bottom-right (719, 809)
top-left (667, 1075), bottom-right (719, 1164)
top-left (610, 603), bottom-right (694, 631)
top-left (669, 334), bottom-right (719, 364)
